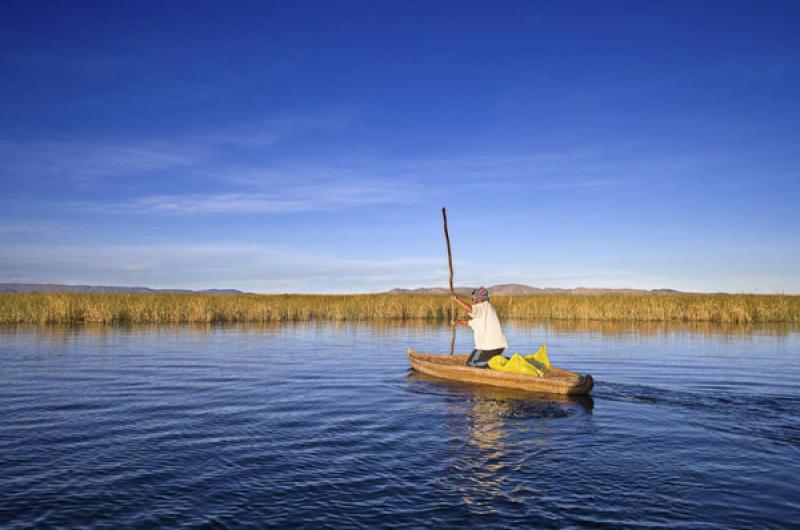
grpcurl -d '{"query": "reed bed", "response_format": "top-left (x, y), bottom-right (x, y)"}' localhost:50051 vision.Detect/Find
top-left (1, 292), bottom-right (798, 324)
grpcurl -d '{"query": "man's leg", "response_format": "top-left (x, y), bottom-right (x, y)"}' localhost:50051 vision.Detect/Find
top-left (465, 348), bottom-right (504, 368)
top-left (465, 349), bottom-right (481, 367)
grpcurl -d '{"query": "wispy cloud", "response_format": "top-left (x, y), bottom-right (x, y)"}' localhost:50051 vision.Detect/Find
top-left (0, 111), bottom-right (350, 184)
top-left (1, 119), bottom-right (716, 219)
top-left (0, 222), bottom-right (61, 235)
top-left (195, 147), bottom-right (640, 197)
top-left (0, 242), bottom-right (446, 292)
top-left (117, 194), bottom-right (310, 214)
top-left (355, 148), bottom-right (708, 193)
top-left (5, 228), bottom-right (799, 294)
top-left (0, 140), bottom-right (196, 181)
top-left (79, 179), bottom-right (420, 214)
top-left (6, 240), bottom-right (792, 293)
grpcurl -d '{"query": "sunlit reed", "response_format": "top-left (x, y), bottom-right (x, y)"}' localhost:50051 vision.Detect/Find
top-left (1, 292), bottom-right (798, 324)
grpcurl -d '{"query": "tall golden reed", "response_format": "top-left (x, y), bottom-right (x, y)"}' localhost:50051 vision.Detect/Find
top-left (0, 293), bottom-right (798, 324)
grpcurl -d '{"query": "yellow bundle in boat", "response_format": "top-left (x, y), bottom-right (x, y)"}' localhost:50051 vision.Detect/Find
top-left (524, 344), bottom-right (550, 371)
top-left (487, 353), bottom-right (544, 377)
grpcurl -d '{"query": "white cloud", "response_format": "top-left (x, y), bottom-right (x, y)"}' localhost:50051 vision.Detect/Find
top-left (0, 222), bottom-right (63, 234)
top-left (0, 111), bottom-right (350, 184)
top-left (78, 178), bottom-right (421, 215)
top-left (0, 242), bottom-right (446, 293)
top-left (2, 241), bottom-right (797, 293)
top-left (0, 140), bottom-right (197, 181)
top-left (114, 194), bottom-right (311, 214)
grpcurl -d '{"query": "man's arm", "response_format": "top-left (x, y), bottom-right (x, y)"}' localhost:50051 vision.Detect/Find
top-left (451, 295), bottom-right (473, 313)
top-left (451, 319), bottom-right (470, 327)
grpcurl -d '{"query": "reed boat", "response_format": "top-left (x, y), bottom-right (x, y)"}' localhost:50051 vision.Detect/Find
top-left (407, 348), bottom-right (594, 396)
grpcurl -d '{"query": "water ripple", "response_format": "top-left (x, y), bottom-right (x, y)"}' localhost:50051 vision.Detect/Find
top-left (1, 323), bottom-right (799, 529)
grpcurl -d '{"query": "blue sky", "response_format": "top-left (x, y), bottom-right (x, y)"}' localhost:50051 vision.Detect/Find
top-left (1, 1), bottom-right (798, 293)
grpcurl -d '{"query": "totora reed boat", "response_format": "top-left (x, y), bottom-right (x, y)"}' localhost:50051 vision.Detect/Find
top-left (408, 348), bottom-right (594, 396)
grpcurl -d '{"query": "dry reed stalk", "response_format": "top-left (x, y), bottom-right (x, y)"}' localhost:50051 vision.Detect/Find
top-left (0, 293), bottom-right (798, 324)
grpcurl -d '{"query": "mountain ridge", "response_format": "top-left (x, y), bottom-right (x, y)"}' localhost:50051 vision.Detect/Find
top-left (0, 282), bottom-right (684, 295)
top-left (387, 284), bottom-right (684, 295)
top-left (0, 283), bottom-right (244, 294)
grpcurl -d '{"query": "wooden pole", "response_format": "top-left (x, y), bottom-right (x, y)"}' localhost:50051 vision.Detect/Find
top-left (442, 207), bottom-right (456, 355)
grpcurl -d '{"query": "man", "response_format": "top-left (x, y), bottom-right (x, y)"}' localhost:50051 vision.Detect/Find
top-left (452, 286), bottom-right (509, 368)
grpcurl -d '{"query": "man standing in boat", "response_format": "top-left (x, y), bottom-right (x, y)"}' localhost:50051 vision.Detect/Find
top-left (452, 287), bottom-right (509, 368)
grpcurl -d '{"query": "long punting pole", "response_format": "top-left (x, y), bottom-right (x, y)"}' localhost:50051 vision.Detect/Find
top-left (442, 207), bottom-right (456, 355)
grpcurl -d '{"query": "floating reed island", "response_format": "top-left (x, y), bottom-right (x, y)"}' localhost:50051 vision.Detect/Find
top-left (1, 292), bottom-right (798, 324)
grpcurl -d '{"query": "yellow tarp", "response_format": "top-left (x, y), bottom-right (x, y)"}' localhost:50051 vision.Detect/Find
top-left (487, 344), bottom-right (550, 377)
top-left (524, 344), bottom-right (551, 370)
top-left (487, 353), bottom-right (544, 377)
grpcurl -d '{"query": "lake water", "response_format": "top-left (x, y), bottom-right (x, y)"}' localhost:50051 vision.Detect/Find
top-left (1, 322), bottom-right (799, 529)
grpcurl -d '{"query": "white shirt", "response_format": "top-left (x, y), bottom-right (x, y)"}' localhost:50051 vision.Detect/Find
top-left (468, 301), bottom-right (509, 350)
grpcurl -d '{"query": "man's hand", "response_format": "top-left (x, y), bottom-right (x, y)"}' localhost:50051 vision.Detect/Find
top-left (451, 295), bottom-right (472, 313)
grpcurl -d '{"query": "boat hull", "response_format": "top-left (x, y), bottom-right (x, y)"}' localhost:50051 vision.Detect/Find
top-left (407, 348), bottom-right (593, 396)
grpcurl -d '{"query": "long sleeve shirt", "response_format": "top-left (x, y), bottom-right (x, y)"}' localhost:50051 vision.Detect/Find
top-left (468, 301), bottom-right (509, 350)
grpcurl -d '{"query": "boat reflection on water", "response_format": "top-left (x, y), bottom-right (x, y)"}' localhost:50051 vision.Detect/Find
top-left (406, 370), bottom-right (593, 513)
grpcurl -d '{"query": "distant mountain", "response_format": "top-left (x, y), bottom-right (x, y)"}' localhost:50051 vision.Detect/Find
top-left (0, 283), bottom-right (244, 294)
top-left (387, 284), bottom-right (684, 295)
top-left (387, 287), bottom-right (471, 295)
top-left (0, 282), bottom-right (684, 296)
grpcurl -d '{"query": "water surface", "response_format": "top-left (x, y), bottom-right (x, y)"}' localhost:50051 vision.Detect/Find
top-left (1, 322), bottom-right (799, 528)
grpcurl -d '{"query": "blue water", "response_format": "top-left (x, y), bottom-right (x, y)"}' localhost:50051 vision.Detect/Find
top-left (1, 322), bottom-right (799, 529)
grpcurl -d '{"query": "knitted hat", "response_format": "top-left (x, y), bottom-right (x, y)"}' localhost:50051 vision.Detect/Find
top-left (471, 286), bottom-right (489, 302)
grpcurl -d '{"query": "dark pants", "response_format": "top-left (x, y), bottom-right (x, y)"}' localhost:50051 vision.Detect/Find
top-left (465, 348), bottom-right (505, 368)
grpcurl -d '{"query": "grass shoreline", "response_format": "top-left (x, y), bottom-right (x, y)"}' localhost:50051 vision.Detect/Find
top-left (1, 292), bottom-right (798, 324)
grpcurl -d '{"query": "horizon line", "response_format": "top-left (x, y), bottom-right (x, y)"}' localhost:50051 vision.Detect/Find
top-left (1, 281), bottom-right (797, 296)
